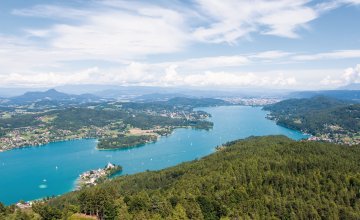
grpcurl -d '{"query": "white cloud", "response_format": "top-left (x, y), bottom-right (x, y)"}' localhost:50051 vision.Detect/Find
top-left (342, 64), bottom-right (360, 84)
top-left (319, 64), bottom-right (360, 86)
top-left (0, 63), bottom-right (298, 89)
top-left (293, 50), bottom-right (360, 61)
top-left (49, 15), bottom-right (186, 59)
top-left (158, 55), bottom-right (251, 70)
top-left (5, 1), bottom-right (357, 66)
top-left (1, 1), bottom-right (360, 89)
top-left (342, 0), bottom-right (360, 5)
top-left (250, 50), bottom-right (292, 59)
top-left (156, 50), bottom-right (294, 70)
top-left (12, 5), bottom-right (90, 19)
top-left (320, 75), bottom-right (343, 86)
top-left (9, 2), bottom-right (190, 64)
top-left (316, 0), bottom-right (360, 13)
top-left (0, 64), bottom-right (154, 87)
top-left (193, 0), bottom-right (318, 43)
top-left (179, 71), bottom-right (297, 87)
top-left (161, 65), bottom-right (183, 86)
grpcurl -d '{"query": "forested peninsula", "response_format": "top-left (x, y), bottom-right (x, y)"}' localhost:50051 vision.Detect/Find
top-left (264, 96), bottom-right (360, 145)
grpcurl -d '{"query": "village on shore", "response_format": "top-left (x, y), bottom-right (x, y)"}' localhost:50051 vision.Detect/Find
top-left (77, 163), bottom-right (122, 189)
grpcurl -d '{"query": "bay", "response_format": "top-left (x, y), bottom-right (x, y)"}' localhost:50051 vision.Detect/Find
top-left (0, 106), bottom-right (308, 205)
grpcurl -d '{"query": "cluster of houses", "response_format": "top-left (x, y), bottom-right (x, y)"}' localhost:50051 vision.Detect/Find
top-left (0, 122), bottom-right (123, 151)
top-left (308, 134), bottom-right (360, 146)
top-left (141, 108), bottom-right (209, 121)
top-left (77, 163), bottom-right (119, 188)
top-left (223, 97), bottom-right (280, 106)
top-left (16, 201), bottom-right (33, 209)
top-left (0, 128), bottom-right (50, 151)
top-left (0, 127), bottom-right (75, 151)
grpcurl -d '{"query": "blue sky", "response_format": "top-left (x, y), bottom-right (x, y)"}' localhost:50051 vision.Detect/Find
top-left (0, 0), bottom-right (360, 90)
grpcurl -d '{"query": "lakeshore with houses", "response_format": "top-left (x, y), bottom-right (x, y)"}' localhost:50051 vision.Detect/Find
top-left (77, 163), bottom-right (122, 189)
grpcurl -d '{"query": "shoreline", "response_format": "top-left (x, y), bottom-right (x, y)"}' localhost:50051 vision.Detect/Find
top-left (1, 107), bottom-right (308, 154)
top-left (0, 137), bottom-right (94, 153)
top-left (0, 124), bottom-right (209, 153)
top-left (265, 114), bottom-right (359, 145)
top-left (0, 106), bottom-right (310, 206)
top-left (75, 163), bottom-right (122, 189)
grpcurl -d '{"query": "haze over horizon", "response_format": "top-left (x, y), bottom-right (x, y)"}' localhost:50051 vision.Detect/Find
top-left (1, 0), bottom-right (360, 90)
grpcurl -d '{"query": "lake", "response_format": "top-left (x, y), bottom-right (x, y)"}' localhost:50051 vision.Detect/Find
top-left (0, 106), bottom-right (308, 205)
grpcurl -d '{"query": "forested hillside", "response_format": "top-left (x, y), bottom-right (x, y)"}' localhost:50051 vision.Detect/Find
top-left (289, 90), bottom-right (360, 102)
top-left (264, 96), bottom-right (360, 145)
top-left (3, 136), bottom-right (360, 219)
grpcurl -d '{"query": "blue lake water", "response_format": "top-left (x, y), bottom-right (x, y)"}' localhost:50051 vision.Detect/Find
top-left (0, 106), bottom-right (308, 205)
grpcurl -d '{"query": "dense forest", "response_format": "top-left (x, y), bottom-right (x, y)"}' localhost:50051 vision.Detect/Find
top-left (263, 96), bottom-right (360, 135)
top-left (2, 136), bottom-right (360, 219)
top-left (97, 135), bottom-right (158, 150)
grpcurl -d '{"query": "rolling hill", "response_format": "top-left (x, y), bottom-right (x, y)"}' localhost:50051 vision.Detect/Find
top-left (6, 89), bottom-right (103, 105)
top-left (289, 90), bottom-right (360, 102)
top-left (264, 96), bottom-right (360, 144)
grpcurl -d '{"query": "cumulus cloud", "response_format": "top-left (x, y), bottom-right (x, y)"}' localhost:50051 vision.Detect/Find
top-left (342, 64), bottom-right (360, 84)
top-left (0, 63), bottom-right (297, 89)
top-left (1, 1), bottom-right (359, 89)
top-left (319, 64), bottom-right (360, 86)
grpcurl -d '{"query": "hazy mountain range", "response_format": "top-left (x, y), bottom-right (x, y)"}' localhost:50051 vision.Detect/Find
top-left (0, 84), bottom-right (305, 99)
top-left (0, 83), bottom-right (359, 105)
top-left (288, 90), bottom-right (360, 102)
top-left (0, 89), bottom-right (103, 105)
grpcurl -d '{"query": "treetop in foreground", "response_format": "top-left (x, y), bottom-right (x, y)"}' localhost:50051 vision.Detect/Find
top-left (27, 135), bottom-right (360, 219)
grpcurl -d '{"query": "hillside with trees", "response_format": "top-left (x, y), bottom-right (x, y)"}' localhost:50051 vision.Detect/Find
top-left (289, 90), bottom-right (360, 102)
top-left (264, 96), bottom-right (360, 145)
top-left (2, 136), bottom-right (360, 219)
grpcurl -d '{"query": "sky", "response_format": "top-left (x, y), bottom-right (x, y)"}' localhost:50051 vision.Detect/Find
top-left (0, 0), bottom-right (360, 90)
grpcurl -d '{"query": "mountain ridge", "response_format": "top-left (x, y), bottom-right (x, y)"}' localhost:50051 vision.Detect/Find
top-left (6, 89), bottom-right (103, 105)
